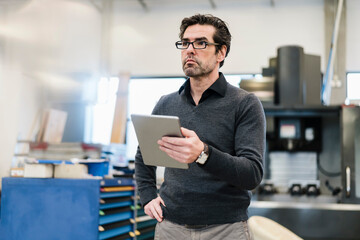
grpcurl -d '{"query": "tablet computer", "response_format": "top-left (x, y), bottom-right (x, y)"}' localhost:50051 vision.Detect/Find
top-left (131, 114), bottom-right (188, 169)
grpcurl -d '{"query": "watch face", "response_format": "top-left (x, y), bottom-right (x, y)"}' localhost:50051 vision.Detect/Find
top-left (196, 152), bottom-right (209, 164)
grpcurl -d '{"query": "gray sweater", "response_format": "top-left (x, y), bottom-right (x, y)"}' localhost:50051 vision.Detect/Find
top-left (135, 73), bottom-right (266, 225)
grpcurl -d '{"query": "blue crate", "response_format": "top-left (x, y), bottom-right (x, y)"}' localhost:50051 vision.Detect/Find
top-left (87, 162), bottom-right (109, 177)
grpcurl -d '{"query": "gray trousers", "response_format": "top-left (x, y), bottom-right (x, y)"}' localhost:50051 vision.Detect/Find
top-left (154, 219), bottom-right (253, 240)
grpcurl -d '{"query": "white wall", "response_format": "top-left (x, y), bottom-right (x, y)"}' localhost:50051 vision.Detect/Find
top-left (110, 0), bottom-right (325, 75)
top-left (1, 0), bottom-right (360, 184)
top-left (0, 66), bottom-right (22, 182)
top-left (346, 0), bottom-right (360, 72)
top-left (0, 0), bottom-right (101, 186)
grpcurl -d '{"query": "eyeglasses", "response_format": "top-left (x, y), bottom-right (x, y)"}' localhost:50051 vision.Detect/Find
top-left (175, 40), bottom-right (219, 50)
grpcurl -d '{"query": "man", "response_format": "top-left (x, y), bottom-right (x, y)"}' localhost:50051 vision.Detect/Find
top-left (135, 14), bottom-right (265, 240)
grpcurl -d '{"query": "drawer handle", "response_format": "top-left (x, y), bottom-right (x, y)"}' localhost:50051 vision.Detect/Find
top-left (346, 166), bottom-right (351, 197)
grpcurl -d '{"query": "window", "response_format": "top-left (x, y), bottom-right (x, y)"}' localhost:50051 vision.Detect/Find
top-left (126, 77), bottom-right (186, 160)
top-left (347, 72), bottom-right (360, 103)
top-left (85, 77), bottom-right (119, 145)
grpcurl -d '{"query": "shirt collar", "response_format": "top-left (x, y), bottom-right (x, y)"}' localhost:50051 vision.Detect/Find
top-left (178, 72), bottom-right (227, 97)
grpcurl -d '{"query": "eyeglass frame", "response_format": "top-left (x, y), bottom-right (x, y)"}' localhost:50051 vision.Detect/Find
top-left (175, 40), bottom-right (220, 50)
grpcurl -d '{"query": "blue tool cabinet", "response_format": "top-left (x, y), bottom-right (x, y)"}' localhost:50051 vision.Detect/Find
top-left (0, 177), bottom-right (138, 240)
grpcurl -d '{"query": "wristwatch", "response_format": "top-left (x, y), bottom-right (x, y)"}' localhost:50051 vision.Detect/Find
top-left (196, 143), bottom-right (209, 165)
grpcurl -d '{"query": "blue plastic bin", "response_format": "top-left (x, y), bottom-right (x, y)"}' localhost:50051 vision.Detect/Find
top-left (87, 161), bottom-right (109, 177)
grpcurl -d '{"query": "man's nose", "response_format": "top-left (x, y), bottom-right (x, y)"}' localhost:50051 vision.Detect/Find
top-left (185, 43), bottom-right (196, 53)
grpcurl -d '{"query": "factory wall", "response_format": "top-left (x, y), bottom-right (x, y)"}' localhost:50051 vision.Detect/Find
top-left (0, 0), bottom-right (359, 183)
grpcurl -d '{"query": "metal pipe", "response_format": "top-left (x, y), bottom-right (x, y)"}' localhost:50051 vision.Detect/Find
top-left (322, 0), bottom-right (344, 105)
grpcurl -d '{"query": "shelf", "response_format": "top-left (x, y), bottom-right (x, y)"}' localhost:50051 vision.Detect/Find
top-left (263, 105), bottom-right (341, 117)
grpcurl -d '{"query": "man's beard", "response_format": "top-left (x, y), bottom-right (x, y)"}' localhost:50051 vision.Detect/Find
top-left (182, 59), bottom-right (214, 77)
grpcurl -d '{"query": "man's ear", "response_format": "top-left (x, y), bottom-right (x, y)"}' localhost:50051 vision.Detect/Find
top-left (217, 45), bottom-right (227, 63)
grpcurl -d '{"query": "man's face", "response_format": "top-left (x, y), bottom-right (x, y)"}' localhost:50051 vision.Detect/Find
top-left (181, 24), bottom-right (221, 78)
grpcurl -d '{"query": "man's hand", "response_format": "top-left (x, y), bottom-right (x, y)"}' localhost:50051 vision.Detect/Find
top-left (144, 196), bottom-right (166, 222)
top-left (157, 127), bottom-right (204, 163)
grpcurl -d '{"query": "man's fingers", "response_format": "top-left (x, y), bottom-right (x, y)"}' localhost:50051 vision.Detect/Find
top-left (144, 197), bottom-right (165, 222)
top-left (159, 145), bottom-right (190, 163)
top-left (180, 127), bottom-right (195, 137)
top-left (145, 206), bottom-right (160, 222)
top-left (144, 207), bottom-right (154, 219)
top-left (158, 139), bottom-right (178, 149)
top-left (160, 198), bottom-right (166, 207)
top-left (147, 211), bottom-right (154, 219)
top-left (158, 137), bottom-right (184, 147)
top-left (150, 204), bottom-right (163, 222)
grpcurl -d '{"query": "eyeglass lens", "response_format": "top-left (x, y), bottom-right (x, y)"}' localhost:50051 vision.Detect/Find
top-left (177, 41), bottom-right (207, 49)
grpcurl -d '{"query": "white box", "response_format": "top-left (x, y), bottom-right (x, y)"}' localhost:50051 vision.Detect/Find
top-left (24, 164), bottom-right (54, 178)
top-left (54, 164), bottom-right (88, 179)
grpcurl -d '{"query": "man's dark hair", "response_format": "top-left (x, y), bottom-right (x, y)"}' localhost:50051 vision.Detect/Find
top-left (179, 14), bottom-right (231, 68)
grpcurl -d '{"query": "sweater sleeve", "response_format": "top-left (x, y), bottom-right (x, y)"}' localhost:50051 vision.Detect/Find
top-left (199, 93), bottom-right (266, 190)
top-left (134, 96), bottom-right (166, 206)
top-left (134, 146), bottom-right (158, 206)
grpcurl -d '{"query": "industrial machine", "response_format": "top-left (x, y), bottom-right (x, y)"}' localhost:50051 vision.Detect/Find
top-left (242, 46), bottom-right (360, 240)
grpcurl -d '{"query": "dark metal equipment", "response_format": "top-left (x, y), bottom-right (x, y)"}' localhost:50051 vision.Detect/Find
top-left (341, 106), bottom-right (360, 204)
top-left (252, 106), bottom-right (360, 240)
top-left (276, 46), bottom-right (322, 106)
top-left (241, 45), bottom-right (322, 107)
top-left (242, 46), bottom-right (360, 240)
